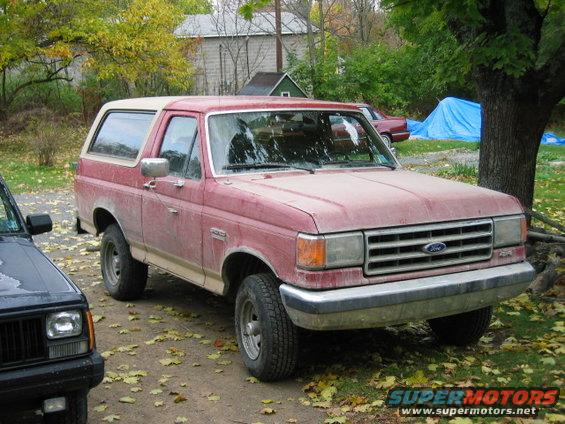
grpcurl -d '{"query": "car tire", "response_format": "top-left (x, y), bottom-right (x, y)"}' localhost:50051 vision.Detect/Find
top-left (381, 133), bottom-right (392, 148)
top-left (100, 223), bottom-right (148, 301)
top-left (235, 273), bottom-right (299, 381)
top-left (428, 306), bottom-right (493, 346)
top-left (43, 391), bottom-right (87, 424)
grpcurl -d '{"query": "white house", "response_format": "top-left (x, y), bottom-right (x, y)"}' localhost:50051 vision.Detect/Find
top-left (175, 11), bottom-right (312, 95)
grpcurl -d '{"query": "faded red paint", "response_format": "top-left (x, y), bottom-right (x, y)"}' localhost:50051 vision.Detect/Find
top-left (75, 96), bottom-right (525, 293)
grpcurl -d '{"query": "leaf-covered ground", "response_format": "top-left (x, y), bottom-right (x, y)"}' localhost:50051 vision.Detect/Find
top-left (6, 136), bottom-right (565, 423)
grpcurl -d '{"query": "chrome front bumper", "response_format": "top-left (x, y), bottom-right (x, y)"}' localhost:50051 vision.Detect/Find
top-left (279, 262), bottom-right (534, 331)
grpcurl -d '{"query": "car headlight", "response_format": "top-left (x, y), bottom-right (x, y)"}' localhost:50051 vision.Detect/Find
top-left (493, 215), bottom-right (527, 247)
top-left (46, 310), bottom-right (83, 339)
top-left (297, 232), bottom-right (364, 269)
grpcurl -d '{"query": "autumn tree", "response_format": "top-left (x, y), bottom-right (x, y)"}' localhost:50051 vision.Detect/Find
top-left (0, 0), bottom-right (195, 120)
top-left (384, 0), bottom-right (565, 210)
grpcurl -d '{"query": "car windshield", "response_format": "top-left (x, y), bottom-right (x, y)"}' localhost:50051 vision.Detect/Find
top-left (0, 184), bottom-right (24, 235)
top-left (208, 110), bottom-right (396, 175)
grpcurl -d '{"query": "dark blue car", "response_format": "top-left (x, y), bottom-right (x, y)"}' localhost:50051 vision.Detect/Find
top-left (0, 175), bottom-right (103, 423)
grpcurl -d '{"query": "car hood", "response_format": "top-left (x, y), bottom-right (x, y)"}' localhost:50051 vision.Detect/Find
top-left (0, 237), bottom-right (83, 311)
top-left (226, 169), bottom-right (522, 233)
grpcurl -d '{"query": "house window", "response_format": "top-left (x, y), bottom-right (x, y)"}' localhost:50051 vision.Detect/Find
top-left (280, 91), bottom-right (291, 97)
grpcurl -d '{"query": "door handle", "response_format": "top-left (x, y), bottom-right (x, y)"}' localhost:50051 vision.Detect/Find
top-left (173, 180), bottom-right (185, 188)
top-left (143, 180), bottom-right (156, 190)
top-left (167, 208), bottom-right (179, 214)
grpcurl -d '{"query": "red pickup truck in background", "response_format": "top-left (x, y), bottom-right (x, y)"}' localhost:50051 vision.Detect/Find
top-left (355, 103), bottom-right (410, 145)
top-left (75, 96), bottom-right (532, 381)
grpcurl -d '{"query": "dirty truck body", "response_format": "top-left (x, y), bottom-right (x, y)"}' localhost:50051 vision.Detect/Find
top-left (75, 96), bottom-right (534, 380)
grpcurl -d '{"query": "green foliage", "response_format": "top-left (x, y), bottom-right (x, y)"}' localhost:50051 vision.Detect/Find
top-left (239, 0), bottom-right (272, 20)
top-left (382, 0), bottom-right (564, 79)
top-left (0, 0), bottom-right (195, 118)
top-left (287, 30), bottom-right (473, 116)
top-left (174, 0), bottom-right (213, 14)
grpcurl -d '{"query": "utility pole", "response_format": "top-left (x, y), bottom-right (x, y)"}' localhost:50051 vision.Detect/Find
top-left (275, 0), bottom-right (282, 72)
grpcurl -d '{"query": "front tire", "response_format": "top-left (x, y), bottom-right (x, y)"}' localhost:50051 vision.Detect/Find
top-left (100, 224), bottom-right (148, 301)
top-left (43, 391), bottom-right (87, 424)
top-left (428, 306), bottom-right (493, 346)
top-left (235, 273), bottom-right (299, 381)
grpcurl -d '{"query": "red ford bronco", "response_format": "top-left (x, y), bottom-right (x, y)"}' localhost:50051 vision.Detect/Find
top-left (75, 96), bottom-right (533, 380)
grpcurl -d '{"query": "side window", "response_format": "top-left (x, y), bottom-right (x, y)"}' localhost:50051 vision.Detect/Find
top-left (159, 117), bottom-right (198, 176)
top-left (186, 137), bottom-right (202, 180)
top-left (89, 112), bottom-right (154, 159)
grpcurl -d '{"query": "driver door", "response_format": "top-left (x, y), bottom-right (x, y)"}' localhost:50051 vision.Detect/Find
top-left (141, 112), bottom-right (205, 285)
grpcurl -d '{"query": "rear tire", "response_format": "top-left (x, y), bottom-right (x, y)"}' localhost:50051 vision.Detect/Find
top-left (235, 273), bottom-right (299, 381)
top-left (43, 391), bottom-right (87, 424)
top-left (100, 224), bottom-right (147, 300)
top-left (428, 306), bottom-right (493, 346)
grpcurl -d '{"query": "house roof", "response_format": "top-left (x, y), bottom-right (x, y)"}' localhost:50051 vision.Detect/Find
top-left (175, 11), bottom-right (312, 38)
top-left (238, 72), bottom-right (306, 96)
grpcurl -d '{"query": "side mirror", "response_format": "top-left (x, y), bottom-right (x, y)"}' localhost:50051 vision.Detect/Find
top-left (141, 158), bottom-right (169, 178)
top-left (26, 214), bottom-right (53, 235)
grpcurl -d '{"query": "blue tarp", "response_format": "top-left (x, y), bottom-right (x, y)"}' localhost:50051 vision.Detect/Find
top-left (407, 97), bottom-right (564, 145)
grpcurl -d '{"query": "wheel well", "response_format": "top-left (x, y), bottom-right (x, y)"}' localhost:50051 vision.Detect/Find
top-left (223, 252), bottom-right (272, 299)
top-left (93, 208), bottom-right (117, 235)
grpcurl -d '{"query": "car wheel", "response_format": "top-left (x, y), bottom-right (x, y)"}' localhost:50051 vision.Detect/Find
top-left (381, 133), bottom-right (392, 148)
top-left (428, 306), bottom-right (493, 346)
top-left (43, 391), bottom-right (87, 424)
top-left (100, 223), bottom-right (148, 300)
top-left (235, 273), bottom-right (299, 381)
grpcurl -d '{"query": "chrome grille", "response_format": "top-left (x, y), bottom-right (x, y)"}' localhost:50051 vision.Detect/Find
top-left (364, 219), bottom-right (493, 276)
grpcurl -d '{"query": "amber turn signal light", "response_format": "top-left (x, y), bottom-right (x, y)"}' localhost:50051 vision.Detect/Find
top-left (86, 310), bottom-right (96, 351)
top-left (520, 216), bottom-right (528, 242)
top-left (297, 235), bottom-right (326, 269)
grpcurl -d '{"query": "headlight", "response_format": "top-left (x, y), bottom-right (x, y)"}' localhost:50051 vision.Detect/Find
top-left (493, 215), bottom-right (527, 247)
top-left (297, 232), bottom-right (364, 269)
top-left (46, 310), bottom-right (83, 339)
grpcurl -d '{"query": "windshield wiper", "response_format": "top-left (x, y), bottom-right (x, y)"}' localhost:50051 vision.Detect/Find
top-left (223, 162), bottom-right (316, 174)
top-left (320, 160), bottom-right (397, 170)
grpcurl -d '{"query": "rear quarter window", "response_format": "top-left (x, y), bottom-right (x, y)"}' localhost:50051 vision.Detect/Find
top-left (89, 111), bottom-right (155, 159)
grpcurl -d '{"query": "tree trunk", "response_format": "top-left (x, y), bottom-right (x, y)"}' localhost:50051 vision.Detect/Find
top-left (477, 72), bottom-right (554, 211)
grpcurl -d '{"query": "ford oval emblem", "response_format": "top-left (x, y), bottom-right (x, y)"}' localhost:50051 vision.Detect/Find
top-left (422, 242), bottom-right (447, 254)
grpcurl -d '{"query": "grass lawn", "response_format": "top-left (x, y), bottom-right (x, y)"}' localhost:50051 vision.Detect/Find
top-left (0, 126), bottom-right (85, 193)
top-left (300, 296), bottom-right (564, 423)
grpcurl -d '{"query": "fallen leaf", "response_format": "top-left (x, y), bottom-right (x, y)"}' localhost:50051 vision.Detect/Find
top-left (174, 394), bottom-right (187, 403)
top-left (94, 404), bottom-right (108, 412)
top-left (261, 408), bottom-right (276, 415)
top-left (118, 396), bottom-right (136, 404)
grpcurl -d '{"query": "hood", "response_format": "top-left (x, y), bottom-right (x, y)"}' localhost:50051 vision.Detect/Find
top-left (0, 237), bottom-right (83, 311)
top-left (226, 169), bottom-right (522, 233)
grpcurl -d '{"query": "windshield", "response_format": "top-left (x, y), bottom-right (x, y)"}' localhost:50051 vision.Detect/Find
top-left (0, 184), bottom-right (24, 235)
top-left (208, 110), bottom-right (396, 175)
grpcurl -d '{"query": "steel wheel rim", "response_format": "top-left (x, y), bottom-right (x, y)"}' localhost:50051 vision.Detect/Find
top-left (239, 298), bottom-right (261, 360)
top-left (103, 242), bottom-right (121, 286)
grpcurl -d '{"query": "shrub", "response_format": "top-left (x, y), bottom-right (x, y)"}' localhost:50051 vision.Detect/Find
top-left (24, 111), bottom-right (66, 166)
